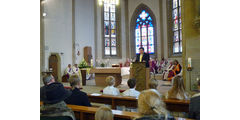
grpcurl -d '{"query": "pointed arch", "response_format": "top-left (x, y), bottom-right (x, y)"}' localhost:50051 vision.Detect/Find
top-left (130, 4), bottom-right (157, 58)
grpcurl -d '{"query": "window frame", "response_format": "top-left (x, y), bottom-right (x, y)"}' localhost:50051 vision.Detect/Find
top-left (130, 4), bottom-right (157, 58)
top-left (135, 10), bottom-right (155, 54)
top-left (102, 1), bottom-right (121, 58)
top-left (168, 0), bottom-right (182, 57)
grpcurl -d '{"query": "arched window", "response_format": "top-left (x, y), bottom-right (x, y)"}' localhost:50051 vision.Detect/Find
top-left (103, 0), bottom-right (118, 56)
top-left (172, 0), bottom-right (182, 54)
top-left (135, 10), bottom-right (154, 54)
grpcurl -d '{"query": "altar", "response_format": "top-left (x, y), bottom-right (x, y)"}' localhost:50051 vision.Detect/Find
top-left (90, 67), bottom-right (130, 87)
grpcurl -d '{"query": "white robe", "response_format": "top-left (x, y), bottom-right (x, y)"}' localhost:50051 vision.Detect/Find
top-left (163, 64), bottom-right (175, 79)
top-left (64, 67), bottom-right (73, 75)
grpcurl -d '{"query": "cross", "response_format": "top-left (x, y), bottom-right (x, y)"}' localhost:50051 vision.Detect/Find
top-left (140, 10), bottom-right (148, 20)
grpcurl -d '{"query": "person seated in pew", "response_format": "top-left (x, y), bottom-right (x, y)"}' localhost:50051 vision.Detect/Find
top-left (123, 78), bottom-right (140, 98)
top-left (165, 76), bottom-right (189, 100)
top-left (95, 105), bottom-right (113, 120)
top-left (72, 64), bottom-right (82, 86)
top-left (40, 82), bottom-right (75, 120)
top-left (134, 89), bottom-right (175, 120)
top-left (189, 79), bottom-right (200, 120)
top-left (103, 76), bottom-right (120, 96)
top-left (164, 60), bottom-right (182, 81)
top-left (64, 75), bottom-right (91, 106)
top-left (148, 78), bottom-right (159, 90)
top-left (40, 74), bottom-right (56, 101)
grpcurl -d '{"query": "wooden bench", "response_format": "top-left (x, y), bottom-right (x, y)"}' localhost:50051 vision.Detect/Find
top-left (87, 94), bottom-right (190, 112)
top-left (40, 102), bottom-right (193, 120)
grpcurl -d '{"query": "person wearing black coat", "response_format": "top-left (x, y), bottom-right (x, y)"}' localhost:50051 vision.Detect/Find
top-left (64, 75), bottom-right (91, 106)
top-left (135, 47), bottom-right (150, 68)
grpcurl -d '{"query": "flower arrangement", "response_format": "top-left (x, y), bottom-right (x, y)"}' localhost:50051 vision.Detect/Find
top-left (78, 59), bottom-right (91, 69)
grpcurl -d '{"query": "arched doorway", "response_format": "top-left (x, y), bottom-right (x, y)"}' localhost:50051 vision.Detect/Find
top-left (49, 53), bottom-right (61, 82)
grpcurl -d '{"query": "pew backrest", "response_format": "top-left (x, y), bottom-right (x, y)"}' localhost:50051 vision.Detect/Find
top-left (87, 94), bottom-right (190, 112)
top-left (40, 102), bottom-right (193, 120)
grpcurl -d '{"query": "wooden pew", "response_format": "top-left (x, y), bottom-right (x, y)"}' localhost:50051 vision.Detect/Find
top-left (87, 94), bottom-right (190, 112)
top-left (40, 102), bottom-right (193, 120)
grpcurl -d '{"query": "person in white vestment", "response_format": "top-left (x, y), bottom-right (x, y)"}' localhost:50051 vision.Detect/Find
top-left (64, 64), bottom-right (73, 79)
top-left (162, 61), bottom-right (174, 80)
top-left (122, 78), bottom-right (140, 98)
top-left (103, 76), bottom-right (120, 96)
top-left (72, 64), bottom-right (82, 86)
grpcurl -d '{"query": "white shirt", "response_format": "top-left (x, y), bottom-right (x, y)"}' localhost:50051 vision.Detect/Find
top-left (122, 88), bottom-right (140, 98)
top-left (103, 86), bottom-right (120, 96)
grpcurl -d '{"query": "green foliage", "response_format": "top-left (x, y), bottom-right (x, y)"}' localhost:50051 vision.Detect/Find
top-left (100, 63), bottom-right (105, 67)
top-left (78, 59), bottom-right (91, 69)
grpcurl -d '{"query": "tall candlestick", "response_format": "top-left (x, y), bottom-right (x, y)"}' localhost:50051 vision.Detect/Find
top-left (188, 57), bottom-right (192, 68)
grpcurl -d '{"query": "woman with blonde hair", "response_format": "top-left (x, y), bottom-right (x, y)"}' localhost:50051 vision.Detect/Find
top-left (135, 89), bottom-right (174, 120)
top-left (95, 106), bottom-right (113, 120)
top-left (165, 75), bottom-right (189, 100)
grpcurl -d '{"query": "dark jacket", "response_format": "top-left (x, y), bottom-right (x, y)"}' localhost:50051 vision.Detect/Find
top-left (40, 101), bottom-right (75, 120)
top-left (136, 53), bottom-right (150, 67)
top-left (64, 88), bottom-right (91, 106)
top-left (189, 95), bottom-right (200, 120)
top-left (40, 86), bottom-right (46, 101)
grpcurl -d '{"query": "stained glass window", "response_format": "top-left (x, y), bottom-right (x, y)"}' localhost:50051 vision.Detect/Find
top-left (104, 0), bottom-right (117, 56)
top-left (135, 10), bottom-right (154, 54)
top-left (172, 0), bottom-right (182, 54)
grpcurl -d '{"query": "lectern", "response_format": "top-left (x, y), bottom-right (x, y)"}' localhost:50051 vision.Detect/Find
top-left (130, 62), bottom-right (150, 91)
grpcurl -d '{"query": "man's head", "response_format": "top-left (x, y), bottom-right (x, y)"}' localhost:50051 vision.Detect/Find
top-left (161, 57), bottom-right (164, 60)
top-left (74, 64), bottom-right (78, 68)
top-left (173, 60), bottom-right (179, 65)
top-left (68, 64), bottom-right (71, 68)
top-left (127, 78), bottom-right (137, 89)
top-left (139, 47), bottom-right (144, 54)
top-left (69, 75), bottom-right (81, 88)
top-left (105, 76), bottom-right (115, 86)
top-left (43, 74), bottom-right (55, 86)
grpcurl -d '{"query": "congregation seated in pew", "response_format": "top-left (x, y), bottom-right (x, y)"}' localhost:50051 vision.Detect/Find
top-left (65, 75), bottom-right (91, 107)
top-left (95, 105), bottom-right (113, 120)
top-left (40, 82), bottom-right (75, 120)
top-left (134, 89), bottom-right (175, 120)
top-left (122, 78), bottom-right (140, 98)
top-left (189, 79), bottom-right (200, 120)
top-left (103, 76), bottom-right (120, 96)
top-left (165, 76), bottom-right (189, 100)
top-left (40, 74), bottom-right (56, 101)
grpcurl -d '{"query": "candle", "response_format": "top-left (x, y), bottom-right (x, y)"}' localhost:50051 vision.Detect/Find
top-left (90, 59), bottom-right (93, 67)
top-left (188, 57), bottom-right (192, 68)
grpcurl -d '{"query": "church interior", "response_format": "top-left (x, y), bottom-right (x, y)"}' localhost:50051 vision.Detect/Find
top-left (40, 0), bottom-right (200, 119)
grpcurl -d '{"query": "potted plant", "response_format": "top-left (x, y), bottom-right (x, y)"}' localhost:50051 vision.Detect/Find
top-left (78, 59), bottom-right (91, 86)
